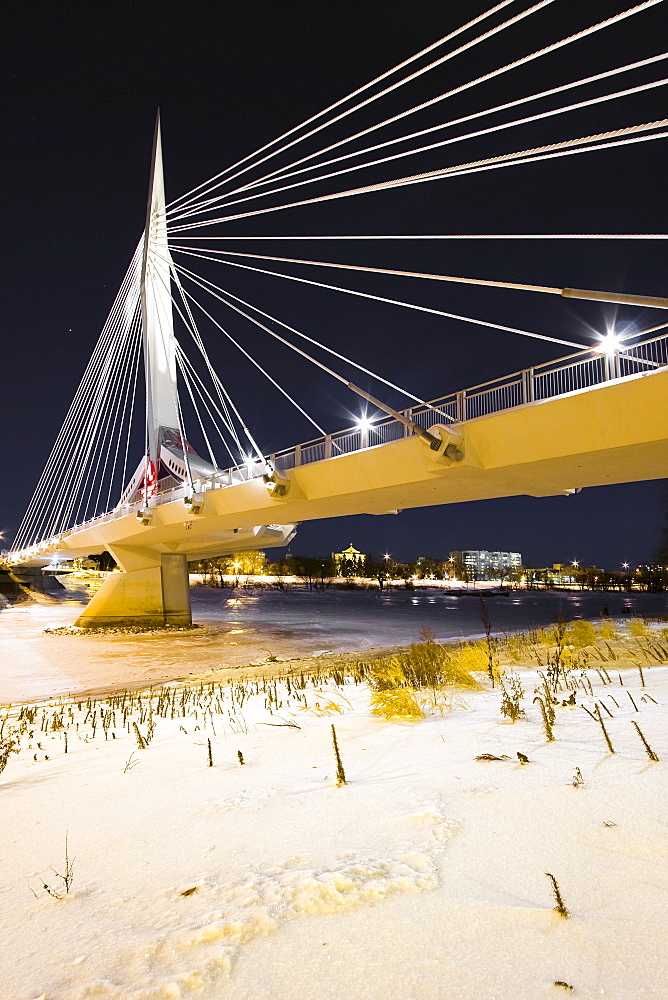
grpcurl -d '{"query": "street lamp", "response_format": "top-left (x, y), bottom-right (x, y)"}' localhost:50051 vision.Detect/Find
top-left (595, 331), bottom-right (623, 355)
top-left (356, 413), bottom-right (374, 448)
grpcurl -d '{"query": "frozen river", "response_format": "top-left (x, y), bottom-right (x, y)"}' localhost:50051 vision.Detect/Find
top-left (1, 584), bottom-right (666, 704)
top-left (190, 585), bottom-right (667, 649)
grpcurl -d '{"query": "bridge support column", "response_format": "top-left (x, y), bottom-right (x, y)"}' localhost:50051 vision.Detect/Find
top-left (160, 554), bottom-right (192, 625)
top-left (74, 548), bottom-right (191, 629)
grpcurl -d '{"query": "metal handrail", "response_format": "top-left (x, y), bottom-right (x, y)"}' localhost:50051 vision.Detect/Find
top-left (168, 330), bottom-right (668, 477)
top-left (155, 329), bottom-right (668, 491)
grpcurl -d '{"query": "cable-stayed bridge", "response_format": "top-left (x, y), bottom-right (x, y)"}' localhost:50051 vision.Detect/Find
top-left (6, 0), bottom-right (668, 626)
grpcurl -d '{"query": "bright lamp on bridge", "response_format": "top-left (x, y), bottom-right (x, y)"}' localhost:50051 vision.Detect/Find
top-left (356, 415), bottom-right (373, 433)
top-left (596, 331), bottom-right (622, 355)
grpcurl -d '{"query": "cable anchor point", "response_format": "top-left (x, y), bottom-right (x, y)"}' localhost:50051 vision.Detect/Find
top-left (263, 471), bottom-right (291, 498)
top-left (425, 423), bottom-right (464, 465)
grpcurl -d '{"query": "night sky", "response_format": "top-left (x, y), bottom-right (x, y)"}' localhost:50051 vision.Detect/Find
top-left (3, 0), bottom-right (667, 569)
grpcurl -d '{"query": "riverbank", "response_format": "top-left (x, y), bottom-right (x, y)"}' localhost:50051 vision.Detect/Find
top-left (191, 573), bottom-right (658, 595)
top-left (0, 600), bottom-right (368, 705)
top-left (1, 587), bottom-right (666, 705)
top-left (191, 574), bottom-right (513, 593)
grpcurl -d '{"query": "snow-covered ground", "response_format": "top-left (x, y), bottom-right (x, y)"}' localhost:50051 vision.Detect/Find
top-left (1, 629), bottom-right (666, 999)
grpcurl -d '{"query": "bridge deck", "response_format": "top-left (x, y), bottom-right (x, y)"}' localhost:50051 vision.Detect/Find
top-left (14, 363), bottom-right (667, 565)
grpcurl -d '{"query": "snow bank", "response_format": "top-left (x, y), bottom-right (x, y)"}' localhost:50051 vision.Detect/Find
top-left (1, 617), bottom-right (667, 999)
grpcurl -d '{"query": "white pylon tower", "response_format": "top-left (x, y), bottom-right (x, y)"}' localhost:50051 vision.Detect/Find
top-left (140, 111), bottom-right (181, 470)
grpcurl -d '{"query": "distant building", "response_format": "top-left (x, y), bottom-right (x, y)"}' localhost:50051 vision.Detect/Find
top-left (534, 563), bottom-right (604, 587)
top-left (70, 557), bottom-right (100, 572)
top-left (546, 563), bottom-right (578, 586)
top-left (332, 543), bottom-right (366, 576)
top-left (450, 550), bottom-right (522, 580)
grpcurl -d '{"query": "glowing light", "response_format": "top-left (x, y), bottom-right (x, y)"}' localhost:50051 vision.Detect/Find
top-left (384, 553), bottom-right (391, 560)
top-left (572, 560), bottom-right (579, 568)
top-left (623, 562), bottom-right (629, 569)
top-left (595, 331), bottom-right (622, 355)
top-left (356, 415), bottom-right (374, 433)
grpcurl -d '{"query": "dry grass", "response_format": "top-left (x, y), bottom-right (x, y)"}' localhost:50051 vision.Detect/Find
top-left (372, 641), bottom-right (481, 689)
top-left (0, 738), bottom-right (18, 775)
top-left (360, 635), bottom-right (484, 720)
top-left (452, 644), bottom-right (491, 682)
top-left (331, 724), bottom-right (347, 785)
top-left (0, 616), bottom-right (662, 767)
top-left (546, 873), bottom-right (569, 918)
top-left (565, 620), bottom-right (596, 648)
top-left (597, 620), bottom-right (618, 640)
top-left (500, 673), bottom-right (525, 721)
top-left (370, 687), bottom-right (425, 720)
top-left (364, 638), bottom-right (481, 720)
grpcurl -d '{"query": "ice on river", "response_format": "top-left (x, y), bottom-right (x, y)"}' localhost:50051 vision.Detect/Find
top-left (1, 584), bottom-right (665, 703)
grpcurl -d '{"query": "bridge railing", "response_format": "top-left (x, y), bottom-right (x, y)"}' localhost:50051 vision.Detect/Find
top-left (532, 354), bottom-right (606, 401)
top-left (167, 329), bottom-right (668, 491)
top-left (619, 333), bottom-right (668, 373)
top-left (254, 330), bottom-right (668, 478)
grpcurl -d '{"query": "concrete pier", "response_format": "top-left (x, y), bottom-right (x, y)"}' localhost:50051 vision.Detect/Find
top-left (74, 551), bottom-right (191, 628)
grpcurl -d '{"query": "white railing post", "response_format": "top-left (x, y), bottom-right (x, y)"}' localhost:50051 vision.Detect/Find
top-left (404, 407), bottom-right (412, 437)
top-left (294, 444), bottom-right (301, 467)
top-left (522, 369), bottom-right (534, 403)
top-left (613, 349), bottom-right (621, 380)
top-left (324, 435), bottom-right (332, 459)
top-left (456, 390), bottom-right (466, 422)
top-left (603, 351), bottom-right (621, 381)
